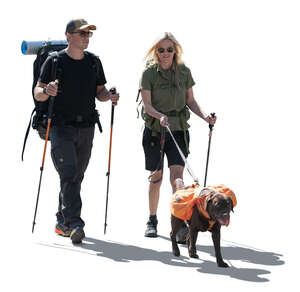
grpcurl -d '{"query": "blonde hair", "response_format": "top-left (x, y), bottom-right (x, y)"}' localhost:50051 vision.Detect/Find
top-left (145, 32), bottom-right (184, 66)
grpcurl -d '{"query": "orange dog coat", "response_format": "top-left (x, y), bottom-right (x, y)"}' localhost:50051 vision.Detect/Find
top-left (170, 184), bottom-right (237, 228)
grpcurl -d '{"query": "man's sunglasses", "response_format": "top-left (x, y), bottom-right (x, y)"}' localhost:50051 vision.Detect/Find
top-left (157, 47), bottom-right (174, 53)
top-left (70, 31), bottom-right (93, 37)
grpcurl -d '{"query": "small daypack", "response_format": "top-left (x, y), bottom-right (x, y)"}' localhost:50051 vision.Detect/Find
top-left (22, 44), bottom-right (102, 161)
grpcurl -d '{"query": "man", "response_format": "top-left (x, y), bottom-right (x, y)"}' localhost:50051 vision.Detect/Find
top-left (34, 19), bottom-right (119, 244)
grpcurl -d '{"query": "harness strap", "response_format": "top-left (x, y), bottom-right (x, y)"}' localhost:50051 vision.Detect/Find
top-left (136, 89), bottom-right (142, 118)
top-left (21, 108), bottom-right (36, 161)
top-left (184, 219), bottom-right (215, 230)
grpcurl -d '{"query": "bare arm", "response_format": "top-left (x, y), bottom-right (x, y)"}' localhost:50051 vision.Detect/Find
top-left (34, 80), bottom-right (58, 102)
top-left (186, 87), bottom-right (216, 125)
top-left (96, 85), bottom-right (110, 101)
top-left (96, 85), bottom-right (119, 104)
top-left (186, 87), bottom-right (209, 121)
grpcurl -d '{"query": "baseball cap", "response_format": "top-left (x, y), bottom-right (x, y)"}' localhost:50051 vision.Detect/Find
top-left (65, 18), bottom-right (97, 34)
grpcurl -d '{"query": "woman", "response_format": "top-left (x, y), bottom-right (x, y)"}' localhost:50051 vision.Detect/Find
top-left (140, 32), bottom-right (216, 237)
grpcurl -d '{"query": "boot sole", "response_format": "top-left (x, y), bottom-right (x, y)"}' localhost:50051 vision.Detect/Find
top-left (55, 228), bottom-right (71, 237)
top-left (144, 233), bottom-right (158, 238)
top-left (70, 228), bottom-right (85, 244)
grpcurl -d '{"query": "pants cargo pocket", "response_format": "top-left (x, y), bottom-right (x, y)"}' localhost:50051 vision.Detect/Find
top-left (51, 141), bottom-right (77, 180)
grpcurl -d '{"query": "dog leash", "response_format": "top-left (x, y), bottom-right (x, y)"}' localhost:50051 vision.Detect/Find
top-left (166, 126), bottom-right (199, 184)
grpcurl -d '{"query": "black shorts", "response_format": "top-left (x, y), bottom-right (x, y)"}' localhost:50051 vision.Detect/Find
top-left (142, 127), bottom-right (189, 171)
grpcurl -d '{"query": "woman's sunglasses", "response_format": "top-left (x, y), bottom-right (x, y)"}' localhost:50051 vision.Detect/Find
top-left (157, 47), bottom-right (174, 53)
top-left (70, 31), bottom-right (93, 37)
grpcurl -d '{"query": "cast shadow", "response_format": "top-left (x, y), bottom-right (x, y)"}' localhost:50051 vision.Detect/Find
top-left (41, 235), bottom-right (284, 283)
top-left (159, 235), bottom-right (284, 282)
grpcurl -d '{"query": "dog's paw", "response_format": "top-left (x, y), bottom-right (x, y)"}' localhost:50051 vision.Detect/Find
top-left (189, 253), bottom-right (199, 259)
top-left (172, 248), bottom-right (180, 257)
top-left (217, 261), bottom-right (229, 268)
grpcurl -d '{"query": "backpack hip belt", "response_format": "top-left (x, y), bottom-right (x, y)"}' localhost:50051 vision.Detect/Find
top-left (146, 108), bottom-right (190, 153)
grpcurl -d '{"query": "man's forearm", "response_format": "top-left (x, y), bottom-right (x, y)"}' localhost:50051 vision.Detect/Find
top-left (34, 86), bottom-right (49, 102)
top-left (96, 86), bottom-right (110, 101)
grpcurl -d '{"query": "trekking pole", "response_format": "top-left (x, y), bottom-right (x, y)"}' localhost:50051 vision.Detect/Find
top-left (104, 88), bottom-right (116, 234)
top-left (32, 57), bottom-right (58, 233)
top-left (203, 113), bottom-right (216, 187)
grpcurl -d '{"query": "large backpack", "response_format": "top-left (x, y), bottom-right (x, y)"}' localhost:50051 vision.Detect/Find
top-left (21, 43), bottom-right (66, 161)
top-left (21, 44), bottom-right (102, 161)
top-left (31, 44), bottom-right (67, 133)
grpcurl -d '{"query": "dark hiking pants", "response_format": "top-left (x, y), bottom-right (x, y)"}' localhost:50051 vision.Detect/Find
top-left (50, 126), bottom-right (95, 228)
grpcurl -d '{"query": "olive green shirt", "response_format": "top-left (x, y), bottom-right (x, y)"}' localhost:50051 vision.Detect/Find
top-left (140, 63), bottom-right (195, 131)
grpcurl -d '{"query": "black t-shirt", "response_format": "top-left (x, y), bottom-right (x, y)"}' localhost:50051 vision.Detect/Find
top-left (39, 50), bottom-right (106, 121)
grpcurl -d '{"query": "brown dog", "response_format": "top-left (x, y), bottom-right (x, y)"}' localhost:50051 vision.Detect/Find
top-left (170, 179), bottom-right (237, 268)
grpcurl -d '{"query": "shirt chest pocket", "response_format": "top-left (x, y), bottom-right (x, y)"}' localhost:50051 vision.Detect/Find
top-left (178, 71), bottom-right (188, 89)
top-left (152, 80), bottom-right (172, 90)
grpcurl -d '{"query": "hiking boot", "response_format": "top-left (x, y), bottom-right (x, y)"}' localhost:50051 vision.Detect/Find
top-left (144, 215), bottom-right (158, 238)
top-left (176, 223), bottom-right (188, 244)
top-left (70, 226), bottom-right (85, 244)
top-left (55, 223), bottom-right (72, 237)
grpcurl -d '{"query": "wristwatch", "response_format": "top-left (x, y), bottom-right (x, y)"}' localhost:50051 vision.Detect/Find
top-left (43, 87), bottom-right (47, 95)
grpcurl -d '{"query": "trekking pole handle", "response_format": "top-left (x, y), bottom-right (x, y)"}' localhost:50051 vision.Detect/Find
top-left (109, 88), bottom-right (116, 125)
top-left (48, 57), bottom-right (59, 119)
top-left (209, 112), bottom-right (216, 131)
top-left (47, 80), bottom-right (59, 119)
top-left (110, 87), bottom-right (117, 105)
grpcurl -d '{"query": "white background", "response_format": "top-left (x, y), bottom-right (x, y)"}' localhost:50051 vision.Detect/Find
top-left (1, 0), bottom-right (299, 291)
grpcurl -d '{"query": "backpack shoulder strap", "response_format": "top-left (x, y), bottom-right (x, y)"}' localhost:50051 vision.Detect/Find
top-left (84, 51), bottom-right (100, 76)
top-left (151, 65), bottom-right (159, 89)
top-left (83, 51), bottom-right (103, 135)
top-left (48, 50), bottom-right (59, 58)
